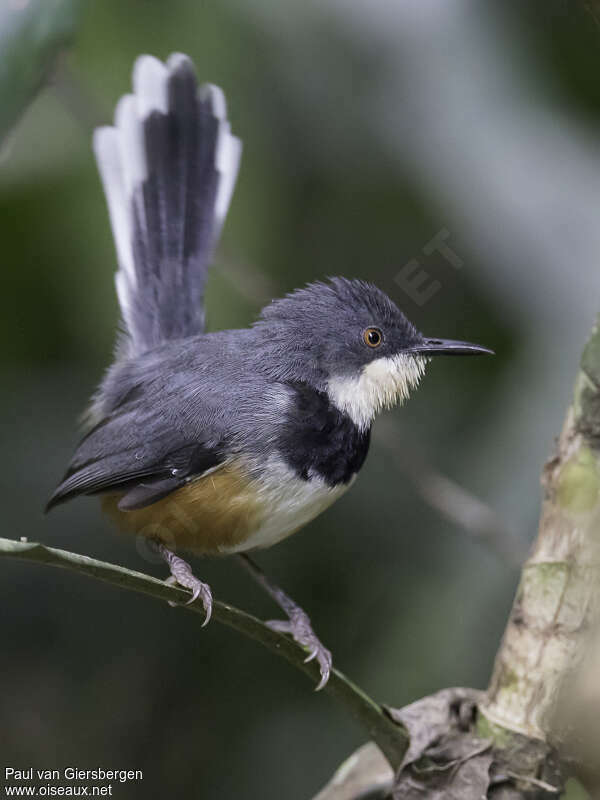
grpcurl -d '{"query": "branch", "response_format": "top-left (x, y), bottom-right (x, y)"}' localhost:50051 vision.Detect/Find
top-left (0, 535), bottom-right (409, 771)
top-left (374, 421), bottom-right (525, 569)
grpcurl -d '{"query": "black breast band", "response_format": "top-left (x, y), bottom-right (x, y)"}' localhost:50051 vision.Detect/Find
top-left (277, 383), bottom-right (371, 486)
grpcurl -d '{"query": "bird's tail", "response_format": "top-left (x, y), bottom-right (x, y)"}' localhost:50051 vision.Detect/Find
top-left (93, 53), bottom-right (242, 357)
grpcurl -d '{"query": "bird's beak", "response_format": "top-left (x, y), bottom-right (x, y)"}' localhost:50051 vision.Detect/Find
top-left (407, 337), bottom-right (494, 356)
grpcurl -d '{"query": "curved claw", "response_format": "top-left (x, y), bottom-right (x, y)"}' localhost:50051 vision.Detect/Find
top-left (314, 668), bottom-right (330, 692)
top-left (268, 617), bottom-right (332, 689)
top-left (161, 557), bottom-right (213, 625)
top-left (200, 596), bottom-right (213, 627)
top-left (184, 584), bottom-right (212, 627)
top-left (315, 649), bottom-right (332, 691)
top-left (186, 586), bottom-right (202, 605)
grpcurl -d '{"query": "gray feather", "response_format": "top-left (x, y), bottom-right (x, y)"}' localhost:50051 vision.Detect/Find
top-left (93, 54), bottom-right (242, 357)
top-left (118, 477), bottom-right (187, 511)
top-left (48, 276), bottom-right (426, 512)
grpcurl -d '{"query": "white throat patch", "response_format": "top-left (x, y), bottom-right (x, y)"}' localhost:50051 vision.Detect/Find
top-left (327, 354), bottom-right (427, 430)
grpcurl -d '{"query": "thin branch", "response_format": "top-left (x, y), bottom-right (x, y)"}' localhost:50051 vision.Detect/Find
top-left (0, 535), bottom-right (409, 770)
top-left (374, 422), bottom-right (525, 568)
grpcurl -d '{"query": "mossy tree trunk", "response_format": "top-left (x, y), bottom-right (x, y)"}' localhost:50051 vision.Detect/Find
top-left (481, 316), bottom-right (600, 792)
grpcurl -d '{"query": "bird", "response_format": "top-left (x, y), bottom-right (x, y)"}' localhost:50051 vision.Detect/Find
top-left (46, 53), bottom-right (492, 690)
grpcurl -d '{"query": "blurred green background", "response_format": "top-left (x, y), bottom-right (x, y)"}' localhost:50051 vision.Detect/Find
top-left (2, 0), bottom-right (600, 797)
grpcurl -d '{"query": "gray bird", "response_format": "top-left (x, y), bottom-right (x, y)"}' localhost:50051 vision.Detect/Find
top-left (47, 53), bottom-right (492, 689)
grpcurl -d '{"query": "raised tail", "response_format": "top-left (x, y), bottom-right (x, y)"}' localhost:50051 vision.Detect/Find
top-left (93, 53), bottom-right (241, 357)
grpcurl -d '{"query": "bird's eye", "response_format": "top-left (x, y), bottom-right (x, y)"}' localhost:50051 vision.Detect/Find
top-left (364, 327), bottom-right (383, 348)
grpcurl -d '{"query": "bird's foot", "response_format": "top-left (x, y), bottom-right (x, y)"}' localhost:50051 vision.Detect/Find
top-left (154, 543), bottom-right (212, 626)
top-left (237, 553), bottom-right (332, 690)
top-left (267, 609), bottom-right (332, 691)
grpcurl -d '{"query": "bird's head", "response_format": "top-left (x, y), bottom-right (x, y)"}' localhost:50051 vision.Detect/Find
top-left (253, 278), bottom-right (492, 430)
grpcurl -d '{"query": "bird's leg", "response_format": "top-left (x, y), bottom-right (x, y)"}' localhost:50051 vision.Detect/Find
top-left (238, 553), bottom-right (332, 690)
top-left (152, 541), bottom-right (212, 626)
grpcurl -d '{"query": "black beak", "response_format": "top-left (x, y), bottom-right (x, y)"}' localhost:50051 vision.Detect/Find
top-left (408, 337), bottom-right (494, 356)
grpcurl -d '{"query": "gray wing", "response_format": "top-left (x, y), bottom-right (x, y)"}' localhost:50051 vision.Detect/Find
top-left (47, 331), bottom-right (275, 514)
top-left (93, 54), bottom-right (242, 357)
top-left (46, 400), bottom-right (225, 512)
